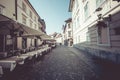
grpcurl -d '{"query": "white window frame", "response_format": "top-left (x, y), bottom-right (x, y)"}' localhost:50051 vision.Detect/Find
top-left (68, 31), bottom-right (71, 37)
top-left (86, 32), bottom-right (90, 42)
top-left (96, 22), bottom-right (111, 46)
top-left (76, 16), bottom-right (80, 28)
top-left (68, 23), bottom-right (71, 29)
top-left (96, 0), bottom-right (106, 8)
top-left (84, 2), bottom-right (89, 20)
top-left (22, 2), bottom-right (27, 13)
top-left (29, 19), bottom-right (33, 28)
top-left (22, 14), bottom-right (27, 25)
top-left (29, 10), bottom-right (32, 19)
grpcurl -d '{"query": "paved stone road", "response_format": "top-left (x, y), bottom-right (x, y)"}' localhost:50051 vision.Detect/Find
top-left (1, 46), bottom-right (120, 80)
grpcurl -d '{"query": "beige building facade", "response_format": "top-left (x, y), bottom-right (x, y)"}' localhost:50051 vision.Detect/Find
top-left (63, 18), bottom-right (73, 46)
top-left (16, 0), bottom-right (44, 50)
top-left (17, 0), bottom-right (41, 30)
top-left (0, 0), bottom-right (16, 20)
top-left (69, 0), bottom-right (120, 63)
top-left (0, 0), bottom-right (45, 55)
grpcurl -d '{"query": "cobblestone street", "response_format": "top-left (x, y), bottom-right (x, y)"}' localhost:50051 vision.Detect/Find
top-left (1, 46), bottom-right (120, 80)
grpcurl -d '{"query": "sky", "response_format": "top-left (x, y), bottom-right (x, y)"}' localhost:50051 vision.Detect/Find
top-left (29, 0), bottom-right (71, 34)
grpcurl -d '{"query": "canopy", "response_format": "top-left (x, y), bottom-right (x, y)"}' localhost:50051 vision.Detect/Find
top-left (0, 14), bottom-right (45, 37)
top-left (18, 23), bottom-right (45, 36)
top-left (40, 34), bottom-right (55, 41)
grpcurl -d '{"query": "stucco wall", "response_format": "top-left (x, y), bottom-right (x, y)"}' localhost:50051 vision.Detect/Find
top-left (0, 0), bottom-right (16, 20)
top-left (17, 0), bottom-right (39, 30)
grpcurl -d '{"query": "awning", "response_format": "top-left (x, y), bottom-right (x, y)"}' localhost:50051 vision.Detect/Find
top-left (0, 14), bottom-right (19, 30)
top-left (0, 14), bottom-right (22, 35)
top-left (0, 14), bottom-right (45, 37)
top-left (40, 34), bottom-right (55, 41)
top-left (18, 23), bottom-right (45, 37)
top-left (0, 14), bottom-right (11, 21)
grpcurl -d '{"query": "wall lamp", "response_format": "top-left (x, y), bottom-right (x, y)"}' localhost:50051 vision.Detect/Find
top-left (95, 7), bottom-right (112, 28)
top-left (95, 7), bottom-right (112, 22)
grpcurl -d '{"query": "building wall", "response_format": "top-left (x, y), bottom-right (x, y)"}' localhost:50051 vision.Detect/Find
top-left (71, 0), bottom-right (120, 47)
top-left (0, 0), bottom-right (43, 31)
top-left (17, 0), bottom-right (39, 30)
top-left (70, 0), bottom-right (120, 63)
top-left (63, 18), bottom-right (73, 46)
top-left (56, 37), bottom-right (62, 45)
top-left (16, 0), bottom-right (44, 49)
top-left (110, 10), bottom-right (120, 49)
top-left (0, 0), bottom-right (16, 20)
top-left (0, 0), bottom-right (44, 52)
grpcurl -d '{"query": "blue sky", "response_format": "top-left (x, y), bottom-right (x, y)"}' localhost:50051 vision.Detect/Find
top-left (29, 0), bottom-right (71, 34)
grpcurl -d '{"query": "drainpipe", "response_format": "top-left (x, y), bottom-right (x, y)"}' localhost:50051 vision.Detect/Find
top-left (3, 35), bottom-right (6, 52)
top-left (12, 37), bottom-right (15, 54)
top-left (15, 0), bottom-right (17, 20)
top-left (12, 23), bottom-right (15, 55)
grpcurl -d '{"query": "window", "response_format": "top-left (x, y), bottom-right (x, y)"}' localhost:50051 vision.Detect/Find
top-left (74, 20), bottom-right (76, 29)
top-left (29, 20), bottom-right (33, 27)
top-left (22, 2), bottom-right (26, 13)
top-left (86, 32), bottom-right (90, 42)
top-left (34, 16), bottom-right (36, 22)
top-left (74, 0), bottom-right (79, 11)
top-left (97, 26), bottom-right (109, 45)
top-left (22, 14), bottom-right (27, 24)
top-left (84, 2), bottom-right (89, 20)
top-left (68, 23), bottom-right (71, 29)
top-left (114, 27), bottom-right (120, 35)
top-left (96, 0), bottom-right (105, 8)
top-left (76, 16), bottom-right (80, 27)
top-left (34, 24), bottom-right (37, 29)
top-left (76, 37), bottom-right (77, 43)
top-left (6, 35), bottom-right (12, 45)
top-left (68, 31), bottom-right (71, 37)
top-left (78, 35), bottom-right (80, 43)
top-left (29, 10), bottom-right (32, 18)
top-left (6, 35), bottom-right (13, 52)
top-left (22, 38), bottom-right (27, 49)
top-left (76, 0), bottom-right (79, 9)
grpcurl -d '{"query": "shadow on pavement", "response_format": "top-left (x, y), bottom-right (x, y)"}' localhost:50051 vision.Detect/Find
top-left (92, 57), bottom-right (120, 80)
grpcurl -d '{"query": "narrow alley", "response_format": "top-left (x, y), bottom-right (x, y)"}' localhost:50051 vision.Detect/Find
top-left (0, 0), bottom-right (120, 80)
top-left (1, 45), bottom-right (120, 80)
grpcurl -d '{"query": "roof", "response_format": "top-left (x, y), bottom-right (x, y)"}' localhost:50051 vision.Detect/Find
top-left (65, 18), bottom-right (72, 23)
top-left (68, 0), bottom-right (74, 12)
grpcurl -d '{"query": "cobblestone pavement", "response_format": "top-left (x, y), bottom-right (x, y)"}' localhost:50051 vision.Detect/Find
top-left (1, 46), bottom-right (120, 80)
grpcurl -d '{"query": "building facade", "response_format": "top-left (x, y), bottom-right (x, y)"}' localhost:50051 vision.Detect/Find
top-left (49, 32), bottom-right (62, 45)
top-left (0, 0), bottom-right (16, 20)
top-left (0, 0), bottom-right (45, 57)
top-left (69, 0), bottom-right (120, 63)
top-left (55, 33), bottom-right (62, 45)
top-left (62, 18), bottom-right (73, 46)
